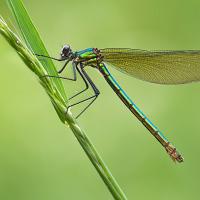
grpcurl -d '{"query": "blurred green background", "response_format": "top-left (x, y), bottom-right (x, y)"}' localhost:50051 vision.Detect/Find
top-left (1, 0), bottom-right (200, 199)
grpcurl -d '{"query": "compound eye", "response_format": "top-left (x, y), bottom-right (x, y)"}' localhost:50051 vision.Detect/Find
top-left (61, 45), bottom-right (71, 57)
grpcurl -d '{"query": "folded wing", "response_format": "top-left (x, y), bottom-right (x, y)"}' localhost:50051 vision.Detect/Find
top-left (100, 48), bottom-right (200, 84)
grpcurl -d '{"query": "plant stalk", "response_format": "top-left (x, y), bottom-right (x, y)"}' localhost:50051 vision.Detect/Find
top-left (0, 18), bottom-right (128, 200)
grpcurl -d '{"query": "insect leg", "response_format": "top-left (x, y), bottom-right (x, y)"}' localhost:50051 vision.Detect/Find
top-left (67, 64), bottom-right (100, 119)
top-left (35, 53), bottom-right (65, 61)
top-left (68, 62), bottom-right (89, 100)
top-left (35, 54), bottom-right (75, 80)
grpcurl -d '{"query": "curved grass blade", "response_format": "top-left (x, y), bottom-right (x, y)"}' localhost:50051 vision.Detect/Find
top-left (1, 1), bottom-right (128, 199)
top-left (7, 0), bottom-right (66, 99)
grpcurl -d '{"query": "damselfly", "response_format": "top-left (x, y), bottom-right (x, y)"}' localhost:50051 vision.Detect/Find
top-left (37, 46), bottom-right (200, 163)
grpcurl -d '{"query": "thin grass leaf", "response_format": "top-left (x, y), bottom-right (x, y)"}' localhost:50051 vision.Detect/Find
top-left (7, 0), bottom-right (67, 100)
top-left (0, 0), bottom-right (128, 199)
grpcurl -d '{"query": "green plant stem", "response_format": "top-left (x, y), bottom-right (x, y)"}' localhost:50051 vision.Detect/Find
top-left (0, 18), bottom-right (128, 200)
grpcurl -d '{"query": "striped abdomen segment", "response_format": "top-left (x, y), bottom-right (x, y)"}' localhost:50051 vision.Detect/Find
top-left (98, 63), bottom-right (183, 163)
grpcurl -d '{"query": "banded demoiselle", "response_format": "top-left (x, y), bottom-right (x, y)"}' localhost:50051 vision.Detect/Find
top-left (37, 46), bottom-right (200, 163)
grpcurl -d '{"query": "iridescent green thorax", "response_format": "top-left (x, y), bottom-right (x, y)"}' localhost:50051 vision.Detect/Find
top-left (75, 48), bottom-right (103, 67)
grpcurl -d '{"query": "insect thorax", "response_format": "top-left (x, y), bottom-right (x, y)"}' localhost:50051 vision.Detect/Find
top-left (76, 48), bottom-right (103, 68)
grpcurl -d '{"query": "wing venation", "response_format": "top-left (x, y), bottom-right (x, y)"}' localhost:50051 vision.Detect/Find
top-left (100, 48), bottom-right (200, 84)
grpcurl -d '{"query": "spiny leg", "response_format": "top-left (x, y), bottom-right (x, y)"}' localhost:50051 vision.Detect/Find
top-left (58, 59), bottom-right (70, 74)
top-left (43, 61), bottom-right (90, 101)
top-left (35, 54), bottom-right (75, 80)
top-left (37, 56), bottom-right (90, 100)
top-left (67, 64), bottom-right (100, 119)
top-left (42, 60), bottom-right (76, 81)
top-left (75, 95), bottom-right (99, 119)
top-left (68, 63), bottom-right (89, 100)
top-left (36, 53), bottom-right (100, 117)
top-left (35, 53), bottom-right (66, 61)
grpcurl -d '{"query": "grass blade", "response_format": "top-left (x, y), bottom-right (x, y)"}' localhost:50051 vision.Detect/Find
top-left (8, 0), bottom-right (66, 99)
top-left (0, 0), bottom-right (129, 199)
